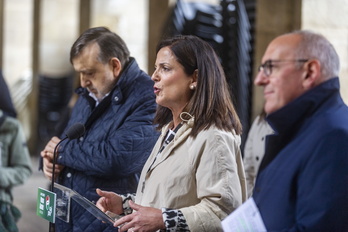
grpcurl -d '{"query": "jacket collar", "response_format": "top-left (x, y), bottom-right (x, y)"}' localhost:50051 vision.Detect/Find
top-left (258, 77), bottom-right (341, 173)
top-left (147, 117), bottom-right (194, 173)
top-left (266, 77), bottom-right (340, 135)
top-left (161, 116), bottom-right (195, 139)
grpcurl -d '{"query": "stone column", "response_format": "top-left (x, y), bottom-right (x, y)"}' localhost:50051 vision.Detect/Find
top-left (148, 0), bottom-right (171, 73)
top-left (252, 0), bottom-right (302, 118)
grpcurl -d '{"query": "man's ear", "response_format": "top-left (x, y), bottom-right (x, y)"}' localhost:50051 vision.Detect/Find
top-left (302, 59), bottom-right (321, 89)
top-left (110, 58), bottom-right (122, 78)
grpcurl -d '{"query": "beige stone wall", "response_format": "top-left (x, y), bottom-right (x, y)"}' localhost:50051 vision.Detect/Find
top-left (2, 0), bottom-right (33, 139)
top-left (253, 0), bottom-right (301, 118)
top-left (39, 0), bottom-right (78, 77)
top-left (3, 0), bottom-right (148, 81)
top-left (91, 0), bottom-right (148, 72)
top-left (302, 0), bottom-right (348, 104)
top-left (2, 0), bottom-right (32, 87)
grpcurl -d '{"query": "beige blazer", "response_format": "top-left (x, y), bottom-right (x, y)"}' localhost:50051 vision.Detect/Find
top-left (135, 118), bottom-right (247, 231)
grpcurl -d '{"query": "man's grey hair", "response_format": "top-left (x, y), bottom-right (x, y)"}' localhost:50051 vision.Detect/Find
top-left (289, 30), bottom-right (340, 79)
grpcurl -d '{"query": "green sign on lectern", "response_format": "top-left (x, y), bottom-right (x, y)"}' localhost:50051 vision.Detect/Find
top-left (36, 187), bottom-right (56, 223)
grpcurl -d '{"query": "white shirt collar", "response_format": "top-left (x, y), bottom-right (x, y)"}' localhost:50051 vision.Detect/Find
top-left (89, 91), bottom-right (110, 107)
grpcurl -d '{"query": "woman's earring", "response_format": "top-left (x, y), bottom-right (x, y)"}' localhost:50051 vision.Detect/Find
top-left (190, 84), bottom-right (195, 90)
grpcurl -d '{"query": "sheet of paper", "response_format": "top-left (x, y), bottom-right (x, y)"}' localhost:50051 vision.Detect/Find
top-left (222, 197), bottom-right (267, 232)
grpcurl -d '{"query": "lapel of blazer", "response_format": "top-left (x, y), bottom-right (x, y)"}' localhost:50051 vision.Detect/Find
top-left (147, 118), bottom-right (193, 174)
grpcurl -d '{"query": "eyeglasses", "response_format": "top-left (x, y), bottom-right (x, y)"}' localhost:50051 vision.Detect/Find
top-left (258, 59), bottom-right (309, 77)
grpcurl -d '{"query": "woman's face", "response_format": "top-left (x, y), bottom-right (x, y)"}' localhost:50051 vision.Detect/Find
top-left (151, 47), bottom-right (195, 113)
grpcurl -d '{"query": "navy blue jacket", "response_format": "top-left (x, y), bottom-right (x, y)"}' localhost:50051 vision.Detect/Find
top-left (55, 58), bottom-right (159, 232)
top-left (253, 77), bottom-right (348, 232)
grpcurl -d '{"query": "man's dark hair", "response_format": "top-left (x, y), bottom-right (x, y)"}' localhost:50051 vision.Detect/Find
top-left (70, 26), bottom-right (130, 67)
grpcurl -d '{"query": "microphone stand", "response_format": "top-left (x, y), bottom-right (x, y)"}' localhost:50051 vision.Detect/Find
top-left (47, 122), bottom-right (85, 232)
top-left (49, 137), bottom-right (67, 232)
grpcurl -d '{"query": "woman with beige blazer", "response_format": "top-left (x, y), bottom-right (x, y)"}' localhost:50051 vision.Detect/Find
top-left (96, 35), bottom-right (247, 232)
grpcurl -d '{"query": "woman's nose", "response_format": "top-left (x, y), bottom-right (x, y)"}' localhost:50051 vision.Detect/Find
top-left (151, 70), bottom-right (159, 82)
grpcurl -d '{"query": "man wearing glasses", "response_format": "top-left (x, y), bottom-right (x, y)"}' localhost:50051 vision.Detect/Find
top-left (252, 30), bottom-right (348, 231)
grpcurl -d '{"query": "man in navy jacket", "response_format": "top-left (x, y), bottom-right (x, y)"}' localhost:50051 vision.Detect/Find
top-left (252, 30), bottom-right (348, 231)
top-left (41, 27), bottom-right (159, 232)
